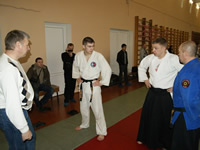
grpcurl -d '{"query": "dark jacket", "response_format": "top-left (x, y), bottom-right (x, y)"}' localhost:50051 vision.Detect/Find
top-left (117, 50), bottom-right (128, 65)
top-left (27, 64), bottom-right (51, 89)
top-left (61, 52), bottom-right (75, 74)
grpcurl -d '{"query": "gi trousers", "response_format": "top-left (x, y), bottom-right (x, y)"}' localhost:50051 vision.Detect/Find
top-left (79, 82), bottom-right (107, 136)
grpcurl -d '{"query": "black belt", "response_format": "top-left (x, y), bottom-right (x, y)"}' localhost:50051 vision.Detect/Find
top-left (79, 78), bottom-right (98, 102)
top-left (170, 107), bottom-right (186, 128)
top-left (171, 107), bottom-right (186, 122)
top-left (173, 107), bottom-right (186, 112)
top-left (150, 86), bottom-right (168, 94)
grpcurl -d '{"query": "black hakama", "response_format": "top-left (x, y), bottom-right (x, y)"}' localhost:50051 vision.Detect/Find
top-left (171, 113), bottom-right (200, 150)
top-left (137, 87), bottom-right (173, 149)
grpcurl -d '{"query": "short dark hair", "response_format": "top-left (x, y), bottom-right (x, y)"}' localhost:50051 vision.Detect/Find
top-left (35, 57), bottom-right (43, 62)
top-left (152, 37), bottom-right (168, 48)
top-left (121, 44), bottom-right (127, 48)
top-left (67, 43), bottom-right (74, 47)
top-left (5, 30), bottom-right (30, 50)
top-left (82, 37), bottom-right (95, 45)
top-left (180, 41), bottom-right (197, 57)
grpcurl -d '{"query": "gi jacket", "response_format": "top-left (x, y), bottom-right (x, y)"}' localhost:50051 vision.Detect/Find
top-left (73, 51), bottom-right (112, 86)
top-left (138, 51), bottom-right (183, 89)
top-left (172, 58), bottom-right (200, 130)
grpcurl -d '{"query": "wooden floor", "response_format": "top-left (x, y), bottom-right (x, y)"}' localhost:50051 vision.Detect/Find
top-left (28, 79), bottom-right (144, 130)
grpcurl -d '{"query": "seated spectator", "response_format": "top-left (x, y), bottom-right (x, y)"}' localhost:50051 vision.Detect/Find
top-left (27, 57), bottom-right (54, 112)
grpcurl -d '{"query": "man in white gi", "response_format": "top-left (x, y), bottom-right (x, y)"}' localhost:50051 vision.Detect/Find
top-left (0, 30), bottom-right (35, 149)
top-left (137, 37), bottom-right (183, 150)
top-left (73, 37), bottom-right (112, 141)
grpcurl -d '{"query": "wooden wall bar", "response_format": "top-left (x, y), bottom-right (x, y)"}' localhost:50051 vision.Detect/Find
top-left (134, 16), bottom-right (189, 65)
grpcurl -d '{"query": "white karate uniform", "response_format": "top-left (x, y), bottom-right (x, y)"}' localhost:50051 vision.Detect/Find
top-left (73, 50), bottom-right (112, 135)
top-left (138, 51), bottom-right (183, 89)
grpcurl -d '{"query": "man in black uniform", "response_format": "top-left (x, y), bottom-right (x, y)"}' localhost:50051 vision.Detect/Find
top-left (117, 43), bottom-right (131, 87)
top-left (61, 43), bottom-right (76, 106)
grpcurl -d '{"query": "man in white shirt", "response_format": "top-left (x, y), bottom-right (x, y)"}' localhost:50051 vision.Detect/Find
top-left (0, 30), bottom-right (35, 149)
top-left (73, 37), bottom-right (112, 141)
top-left (137, 37), bottom-right (183, 150)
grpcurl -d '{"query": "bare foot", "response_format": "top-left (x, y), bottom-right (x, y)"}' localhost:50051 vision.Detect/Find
top-left (75, 126), bottom-right (82, 131)
top-left (97, 135), bottom-right (104, 141)
top-left (137, 141), bottom-right (142, 144)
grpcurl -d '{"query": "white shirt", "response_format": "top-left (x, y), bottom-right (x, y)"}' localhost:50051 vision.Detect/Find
top-left (138, 51), bottom-right (183, 89)
top-left (0, 53), bottom-right (34, 133)
top-left (73, 51), bottom-right (112, 86)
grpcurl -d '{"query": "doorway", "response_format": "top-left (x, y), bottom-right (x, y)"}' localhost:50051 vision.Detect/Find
top-left (45, 22), bottom-right (71, 94)
top-left (110, 29), bottom-right (133, 75)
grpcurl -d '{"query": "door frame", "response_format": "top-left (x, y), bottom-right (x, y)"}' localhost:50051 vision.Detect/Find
top-left (44, 22), bottom-right (72, 94)
top-left (110, 28), bottom-right (133, 75)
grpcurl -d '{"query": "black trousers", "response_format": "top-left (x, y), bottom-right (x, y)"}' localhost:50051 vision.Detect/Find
top-left (171, 113), bottom-right (200, 150)
top-left (119, 64), bottom-right (128, 84)
top-left (34, 84), bottom-right (54, 108)
top-left (64, 73), bottom-right (76, 103)
top-left (137, 87), bottom-right (173, 149)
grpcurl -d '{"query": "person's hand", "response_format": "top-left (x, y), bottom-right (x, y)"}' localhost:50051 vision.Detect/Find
top-left (77, 78), bottom-right (83, 84)
top-left (144, 80), bottom-right (151, 88)
top-left (22, 130), bottom-right (32, 141)
top-left (69, 52), bottom-right (73, 57)
top-left (167, 87), bottom-right (173, 93)
top-left (93, 80), bottom-right (102, 87)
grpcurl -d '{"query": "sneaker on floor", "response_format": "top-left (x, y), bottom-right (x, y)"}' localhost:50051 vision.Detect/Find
top-left (70, 98), bottom-right (76, 103)
top-left (64, 102), bottom-right (69, 107)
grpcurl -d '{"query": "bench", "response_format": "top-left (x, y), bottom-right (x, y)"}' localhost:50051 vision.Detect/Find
top-left (39, 85), bottom-right (60, 103)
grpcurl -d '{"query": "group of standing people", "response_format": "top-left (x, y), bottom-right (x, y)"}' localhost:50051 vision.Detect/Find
top-left (137, 37), bottom-right (200, 150)
top-left (0, 29), bottom-right (200, 150)
top-left (0, 30), bottom-right (112, 149)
